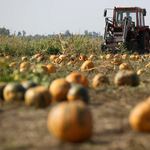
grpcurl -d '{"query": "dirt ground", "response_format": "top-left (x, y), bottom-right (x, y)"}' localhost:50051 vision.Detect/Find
top-left (1, 78), bottom-right (150, 150)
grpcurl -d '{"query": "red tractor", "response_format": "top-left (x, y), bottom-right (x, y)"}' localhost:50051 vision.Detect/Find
top-left (101, 6), bottom-right (149, 53)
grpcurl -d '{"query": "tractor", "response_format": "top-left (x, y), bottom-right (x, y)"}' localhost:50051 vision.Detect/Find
top-left (101, 6), bottom-right (150, 53)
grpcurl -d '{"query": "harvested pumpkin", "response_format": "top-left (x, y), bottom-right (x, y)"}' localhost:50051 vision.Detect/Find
top-left (137, 68), bottom-right (145, 75)
top-left (100, 55), bottom-right (106, 60)
top-left (111, 58), bottom-right (122, 66)
top-left (130, 55), bottom-right (136, 60)
top-left (47, 100), bottom-right (93, 142)
top-left (20, 62), bottom-right (30, 72)
top-left (49, 78), bottom-right (71, 102)
top-left (79, 54), bottom-right (88, 61)
top-left (50, 55), bottom-right (58, 61)
top-left (92, 74), bottom-right (109, 88)
top-left (129, 96), bottom-right (150, 132)
top-left (5, 55), bottom-right (12, 61)
top-left (119, 63), bottom-right (130, 70)
top-left (106, 54), bottom-right (113, 60)
top-left (88, 54), bottom-right (95, 60)
top-left (122, 54), bottom-right (128, 59)
top-left (9, 62), bottom-right (17, 68)
top-left (46, 64), bottom-right (56, 73)
top-left (3, 82), bottom-right (26, 102)
top-left (67, 83), bottom-right (89, 104)
top-left (114, 70), bottom-right (139, 86)
top-left (66, 72), bottom-right (89, 88)
top-left (80, 60), bottom-right (94, 72)
top-left (25, 86), bottom-right (51, 108)
top-left (22, 56), bottom-right (28, 61)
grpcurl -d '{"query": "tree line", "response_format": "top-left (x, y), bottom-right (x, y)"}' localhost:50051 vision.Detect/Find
top-left (0, 27), bottom-right (103, 40)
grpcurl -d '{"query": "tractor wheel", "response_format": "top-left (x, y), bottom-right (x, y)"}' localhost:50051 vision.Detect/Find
top-left (130, 41), bottom-right (138, 53)
top-left (139, 31), bottom-right (149, 50)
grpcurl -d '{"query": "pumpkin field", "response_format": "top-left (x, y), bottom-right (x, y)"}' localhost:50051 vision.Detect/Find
top-left (1, 34), bottom-right (150, 150)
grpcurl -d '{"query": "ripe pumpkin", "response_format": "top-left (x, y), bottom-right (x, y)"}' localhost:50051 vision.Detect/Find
top-left (22, 56), bottom-right (28, 61)
top-left (100, 55), bottom-right (106, 60)
top-left (79, 54), bottom-right (88, 61)
top-left (46, 64), bottom-right (56, 73)
top-left (122, 54), bottom-right (128, 59)
top-left (9, 62), bottom-right (17, 68)
top-left (59, 55), bottom-right (67, 62)
top-left (25, 86), bottom-right (51, 108)
top-left (67, 61), bottom-right (74, 66)
top-left (145, 63), bottom-right (150, 68)
top-left (50, 55), bottom-right (58, 61)
top-left (137, 68), bottom-right (145, 75)
top-left (88, 54), bottom-right (95, 60)
top-left (119, 63), bottom-right (130, 70)
top-left (130, 55), bottom-right (136, 60)
top-left (47, 100), bottom-right (93, 142)
top-left (49, 78), bottom-right (71, 102)
top-left (80, 60), bottom-right (94, 72)
top-left (135, 55), bottom-right (140, 60)
top-left (106, 54), bottom-right (113, 60)
top-left (21, 80), bottom-right (38, 90)
top-left (111, 58), bottom-right (122, 66)
top-left (3, 82), bottom-right (26, 102)
top-left (114, 70), bottom-right (139, 86)
top-left (129, 96), bottom-right (150, 132)
top-left (67, 83), bottom-right (89, 104)
top-left (0, 82), bottom-right (7, 100)
top-left (20, 62), bottom-right (30, 72)
top-left (66, 72), bottom-right (89, 88)
top-left (92, 74), bottom-right (109, 88)
top-left (114, 54), bottom-right (120, 58)
top-left (5, 55), bottom-right (12, 61)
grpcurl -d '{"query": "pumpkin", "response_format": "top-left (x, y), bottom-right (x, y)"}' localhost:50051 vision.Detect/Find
top-left (100, 55), bottom-right (106, 60)
top-left (135, 55), bottom-right (140, 60)
top-left (81, 60), bottom-right (94, 72)
top-left (129, 96), bottom-right (150, 132)
top-left (119, 63), bottom-right (130, 70)
top-left (34, 53), bottom-right (41, 58)
top-left (122, 54), bottom-right (128, 59)
top-left (66, 72), bottom-right (89, 88)
top-left (47, 100), bottom-right (93, 142)
top-left (50, 55), bottom-right (58, 61)
top-left (145, 63), bottom-right (150, 68)
top-left (59, 55), bottom-right (67, 62)
top-left (130, 55), bottom-right (136, 60)
top-left (9, 62), bottom-right (17, 68)
top-left (46, 64), bottom-right (56, 73)
top-left (79, 54), bottom-right (88, 61)
top-left (137, 69), bottom-right (145, 75)
top-left (22, 56), bottom-right (28, 61)
top-left (21, 80), bottom-right (38, 90)
top-left (68, 61), bottom-right (74, 66)
top-left (114, 54), bottom-right (120, 58)
top-left (92, 74), bottom-right (109, 88)
top-left (20, 62), bottom-right (30, 72)
top-left (67, 83), bottom-right (89, 104)
top-left (0, 82), bottom-right (7, 100)
top-left (3, 82), bottom-right (26, 102)
top-left (49, 78), bottom-right (71, 102)
top-left (114, 70), bottom-right (139, 86)
top-left (25, 86), bottom-right (51, 108)
top-left (111, 58), bottom-right (122, 66)
top-left (106, 54), bottom-right (113, 60)
top-left (5, 55), bottom-right (12, 61)
top-left (88, 54), bottom-right (95, 60)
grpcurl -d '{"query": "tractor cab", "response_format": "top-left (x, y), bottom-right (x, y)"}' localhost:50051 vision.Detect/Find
top-left (101, 6), bottom-right (149, 53)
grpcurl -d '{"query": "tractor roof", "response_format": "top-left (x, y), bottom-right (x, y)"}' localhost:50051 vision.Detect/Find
top-left (115, 6), bottom-right (142, 9)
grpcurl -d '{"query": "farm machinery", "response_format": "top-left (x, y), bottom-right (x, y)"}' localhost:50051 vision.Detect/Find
top-left (101, 6), bottom-right (150, 53)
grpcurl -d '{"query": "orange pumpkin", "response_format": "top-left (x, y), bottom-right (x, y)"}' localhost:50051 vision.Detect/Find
top-left (47, 100), bottom-right (93, 142)
top-left (114, 54), bottom-right (120, 58)
top-left (122, 54), bottom-right (128, 59)
top-left (80, 60), bottom-right (94, 72)
top-left (100, 55), bottom-right (106, 60)
top-left (129, 96), bottom-right (150, 132)
top-left (67, 61), bottom-right (74, 66)
top-left (111, 58), bottom-right (122, 66)
top-left (66, 72), bottom-right (89, 88)
top-left (114, 70), bottom-right (139, 86)
top-left (119, 63), bottom-right (130, 70)
top-left (49, 78), bottom-right (71, 102)
top-left (88, 54), bottom-right (95, 60)
top-left (25, 86), bottom-right (51, 108)
top-left (9, 62), bottom-right (17, 68)
top-left (46, 64), bottom-right (56, 73)
top-left (50, 55), bottom-right (58, 61)
top-left (67, 83), bottom-right (89, 103)
top-left (137, 68), bottom-right (145, 75)
top-left (5, 55), bottom-right (12, 61)
top-left (92, 74), bottom-right (109, 88)
top-left (3, 82), bottom-right (26, 102)
top-left (79, 54), bottom-right (88, 61)
top-left (106, 54), bottom-right (113, 60)
top-left (20, 62), bottom-right (30, 72)
top-left (22, 56), bottom-right (28, 61)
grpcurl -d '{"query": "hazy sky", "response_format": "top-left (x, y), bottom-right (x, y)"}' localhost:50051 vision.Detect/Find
top-left (0, 0), bottom-right (150, 35)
